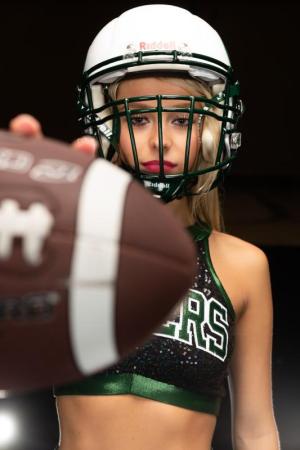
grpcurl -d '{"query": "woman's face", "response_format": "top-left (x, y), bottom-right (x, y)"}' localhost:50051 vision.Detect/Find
top-left (116, 77), bottom-right (202, 175)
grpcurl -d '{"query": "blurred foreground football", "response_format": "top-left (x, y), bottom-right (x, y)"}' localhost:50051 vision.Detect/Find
top-left (0, 130), bottom-right (196, 391)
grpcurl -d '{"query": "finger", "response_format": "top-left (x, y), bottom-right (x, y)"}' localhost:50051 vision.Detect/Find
top-left (9, 114), bottom-right (43, 137)
top-left (72, 136), bottom-right (98, 155)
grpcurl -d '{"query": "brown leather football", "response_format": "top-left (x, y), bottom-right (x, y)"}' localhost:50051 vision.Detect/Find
top-left (0, 130), bottom-right (196, 392)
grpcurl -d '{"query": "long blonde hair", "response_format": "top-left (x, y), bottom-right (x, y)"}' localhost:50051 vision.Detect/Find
top-left (108, 75), bottom-right (224, 231)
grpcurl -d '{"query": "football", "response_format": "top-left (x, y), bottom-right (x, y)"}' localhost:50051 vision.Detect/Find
top-left (0, 130), bottom-right (196, 391)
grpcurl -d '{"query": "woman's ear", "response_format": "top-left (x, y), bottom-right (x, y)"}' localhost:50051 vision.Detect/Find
top-left (201, 127), bottom-right (214, 162)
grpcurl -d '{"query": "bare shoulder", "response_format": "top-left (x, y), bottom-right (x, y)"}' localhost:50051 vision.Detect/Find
top-left (210, 229), bottom-right (269, 271)
top-left (208, 230), bottom-right (271, 315)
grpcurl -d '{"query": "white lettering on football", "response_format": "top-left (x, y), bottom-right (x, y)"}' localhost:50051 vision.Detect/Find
top-left (0, 148), bottom-right (34, 173)
top-left (29, 159), bottom-right (82, 183)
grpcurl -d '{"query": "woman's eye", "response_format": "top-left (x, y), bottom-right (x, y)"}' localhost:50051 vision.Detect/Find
top-left (173, 116), bottom-right (190, 127)
top-left (131, 115), bottom-right (148, 126)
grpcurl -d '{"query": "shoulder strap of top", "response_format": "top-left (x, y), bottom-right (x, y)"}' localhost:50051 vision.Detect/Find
top-left (187, 221), bottom-right (211, 242)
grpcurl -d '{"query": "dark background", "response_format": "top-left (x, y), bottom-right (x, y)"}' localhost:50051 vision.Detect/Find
top-left (0, 2), bottom-right (299, 449)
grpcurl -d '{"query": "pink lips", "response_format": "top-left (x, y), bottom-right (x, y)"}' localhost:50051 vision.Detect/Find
top-left (142, 160), bottom-right (177, 174)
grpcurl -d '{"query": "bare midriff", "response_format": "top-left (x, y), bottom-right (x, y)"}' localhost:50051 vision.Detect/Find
top-left (56, 395), bottom-right (216, 450)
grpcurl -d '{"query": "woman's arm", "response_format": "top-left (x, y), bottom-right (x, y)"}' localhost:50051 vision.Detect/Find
top-left (228, 245), bottom-right (280, 450)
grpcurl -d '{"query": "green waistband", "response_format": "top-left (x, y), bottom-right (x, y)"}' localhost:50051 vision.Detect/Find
top-left (54, 373), bottom-right (221, 416)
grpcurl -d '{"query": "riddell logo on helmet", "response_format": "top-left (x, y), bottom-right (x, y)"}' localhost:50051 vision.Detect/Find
top-left (139, 41), bottom-right (176, 50)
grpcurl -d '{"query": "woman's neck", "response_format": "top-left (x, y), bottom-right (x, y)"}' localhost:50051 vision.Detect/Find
top-left (166, 197), bottom-right (194, 227)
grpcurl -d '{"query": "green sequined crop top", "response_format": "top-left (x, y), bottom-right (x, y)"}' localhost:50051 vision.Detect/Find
top-left (54, 223), bottom-right (235, 416)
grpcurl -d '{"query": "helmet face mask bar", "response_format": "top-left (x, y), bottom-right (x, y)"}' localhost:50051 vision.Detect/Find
top-left (77, 6), bottom-right (243, 202)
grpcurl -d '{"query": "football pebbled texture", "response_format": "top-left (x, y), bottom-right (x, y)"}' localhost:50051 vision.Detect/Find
top-left (0, 130), bottom-right (196, 392)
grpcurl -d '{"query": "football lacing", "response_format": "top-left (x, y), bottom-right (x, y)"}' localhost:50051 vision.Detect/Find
top-left (0, 199), bottom-right (54, 265)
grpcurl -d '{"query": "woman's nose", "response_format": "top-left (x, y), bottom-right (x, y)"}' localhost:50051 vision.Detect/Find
top-left (149, 118), bottom-right (172, 153)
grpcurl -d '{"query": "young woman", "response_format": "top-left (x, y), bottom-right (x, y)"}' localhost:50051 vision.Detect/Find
top-left (11, 4), bottom-right (280, 450)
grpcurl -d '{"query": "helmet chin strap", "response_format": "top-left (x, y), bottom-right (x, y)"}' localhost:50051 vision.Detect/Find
top-left (119, 161), bottom-right (199, 203)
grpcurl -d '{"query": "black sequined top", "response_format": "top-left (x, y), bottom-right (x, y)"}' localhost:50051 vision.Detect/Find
top-left (54, 223), bottom-right (236, 415)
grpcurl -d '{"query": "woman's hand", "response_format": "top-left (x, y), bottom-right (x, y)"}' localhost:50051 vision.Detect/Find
top-left (9, 114), bottom-right (98, 155)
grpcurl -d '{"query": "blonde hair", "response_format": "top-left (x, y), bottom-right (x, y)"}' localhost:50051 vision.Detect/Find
top-left (107, 75), bottom-right (224, 231)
